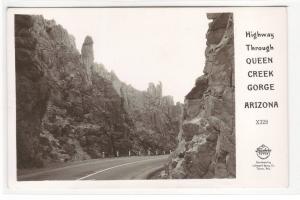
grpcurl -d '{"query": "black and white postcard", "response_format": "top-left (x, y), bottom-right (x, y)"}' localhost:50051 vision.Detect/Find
top-left (5, 6), bottom-right (288, 190)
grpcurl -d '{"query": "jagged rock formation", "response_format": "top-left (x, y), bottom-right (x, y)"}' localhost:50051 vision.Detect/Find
top-left (81, 36), bottom-right (94, 84)
top-left (15, 14), bottom-right (181, 169)
top-left (92, 64), bottom-right (182, 154)
top-left (166, 13), bottom-right (235, 179)
top-left (147, 82), bottom-right (162, 98)
top-left (16, 15), bottom-right (136, 168)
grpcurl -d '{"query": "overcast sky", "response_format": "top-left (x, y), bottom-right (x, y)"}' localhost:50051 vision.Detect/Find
top-left (18, 8), bottom-right (208, 103)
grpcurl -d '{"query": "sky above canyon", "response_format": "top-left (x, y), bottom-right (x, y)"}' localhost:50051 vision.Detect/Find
top-left (15, 8), bottom-right (208, 103)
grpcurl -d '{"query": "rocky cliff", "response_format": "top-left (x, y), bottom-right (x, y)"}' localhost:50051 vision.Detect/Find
top-left (92, 64), bottom-right (182, 154)
top-left (166, 13), bottom-right (235, 178)
top-left (15, 14), bottom-right (181, 169)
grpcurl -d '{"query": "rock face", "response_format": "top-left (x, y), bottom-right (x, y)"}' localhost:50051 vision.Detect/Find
top-left (92, 64), bottom-right (182, 154)
top-left (15, 15), bottom-right (181, 169)
top-left (166, 13), bottom-right (235, 178)
top-left (81, 36), bottom-right (94, 83)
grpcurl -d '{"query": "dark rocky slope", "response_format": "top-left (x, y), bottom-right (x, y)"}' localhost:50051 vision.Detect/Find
top-left (15, 15), bottom-right (181, 169)
top-left (92, 64), bottom-right (182, 154)
top-left (165, 13), bottom-right (235, 178)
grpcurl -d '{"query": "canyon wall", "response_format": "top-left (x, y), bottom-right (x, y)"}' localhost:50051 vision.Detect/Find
top-left (92, 64), bottom-right (182, 154)
top-left (166, 13), bottom-right (235, 178)
top-left (15, 15), bottom-right (181, 169)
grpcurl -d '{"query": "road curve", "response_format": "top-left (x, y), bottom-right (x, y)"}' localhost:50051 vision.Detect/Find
top-left (18, 155), bottom-right (168, 181)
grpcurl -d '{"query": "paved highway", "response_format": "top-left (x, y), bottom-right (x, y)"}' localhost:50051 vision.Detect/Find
top-left (18, 155), bottom-right (168, 181)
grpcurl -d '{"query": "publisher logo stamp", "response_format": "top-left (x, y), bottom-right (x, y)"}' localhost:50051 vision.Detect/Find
top-left (252, 144), bottom-right (274, 171)
top-left (255, 144), bottom-right (271, 159)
